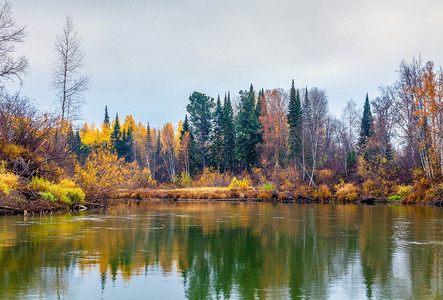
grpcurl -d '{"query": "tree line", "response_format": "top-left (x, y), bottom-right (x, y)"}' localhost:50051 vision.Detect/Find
top-left (1, 0), bottom-right (443, 203)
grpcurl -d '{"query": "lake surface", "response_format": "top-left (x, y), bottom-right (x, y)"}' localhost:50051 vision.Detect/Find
top-left (0, 202), bottom-right (442, 300)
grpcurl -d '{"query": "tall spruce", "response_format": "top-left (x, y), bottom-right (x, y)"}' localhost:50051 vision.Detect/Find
top-left (111, 113), bottom-right (125, 157)
top-left (186, 91), bottom-right (214, 169)
top-left (104, 105), bottom-right (110, 127)
top-left (223, 92), bottom-right (235, 172)
top-left (236, 84), bottom-right (262, 170)
top-left (358, 93), bottom-right (373, 149)
top-left (287, 80), bottom-right (303, 165)
top-left (210, 95), bottom-right (224, 170)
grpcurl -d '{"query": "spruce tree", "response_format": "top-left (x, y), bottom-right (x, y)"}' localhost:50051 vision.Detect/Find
top-left (358, 93), bottom-right (373, 149)
top-left (122, 126), bottom-right (134, 162)
top-left (111, 113), bottom-right (125, 157)
top-left (236, 84), bottom-right (262, 170)
top-left (104, 105), bottom-right (110, 127)
top-left (209, 95), bottom-right (224, 170)
top-left (223, 92), bottom-right (235, 172)
top-left (186, 91), bottom-right (215, 169)
top-left (287, 80), bottom-right (303, 164)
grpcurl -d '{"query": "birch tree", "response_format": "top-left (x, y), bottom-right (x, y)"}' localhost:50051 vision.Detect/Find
top-left (52, 16), bottom-right (89, 122)
top-left (0, 1), bottom-right (28, 86)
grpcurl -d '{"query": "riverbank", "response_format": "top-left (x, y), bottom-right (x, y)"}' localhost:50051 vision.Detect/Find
top-left (2, 186), bottom-right (442, 216)
top-left (108, 186), bottom-right (443, 206)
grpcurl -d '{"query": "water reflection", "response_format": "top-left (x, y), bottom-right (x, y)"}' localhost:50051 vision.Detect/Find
top-left (0, 203), bottom-right (442, 299)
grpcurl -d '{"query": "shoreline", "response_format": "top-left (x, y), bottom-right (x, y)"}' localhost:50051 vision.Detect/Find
top-left (4, 188), bottom-right (442, 216)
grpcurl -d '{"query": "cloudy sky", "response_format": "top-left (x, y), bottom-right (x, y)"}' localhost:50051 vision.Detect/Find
top-left (7, 0), bottom-right (443, 127)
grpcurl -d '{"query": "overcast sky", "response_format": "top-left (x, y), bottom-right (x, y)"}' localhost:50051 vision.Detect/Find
top-left (6, 0), bottom-right (443, 127)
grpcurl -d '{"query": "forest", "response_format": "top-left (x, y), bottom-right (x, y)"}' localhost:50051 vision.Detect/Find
top-left (1, 1), bottom-right (443, 211)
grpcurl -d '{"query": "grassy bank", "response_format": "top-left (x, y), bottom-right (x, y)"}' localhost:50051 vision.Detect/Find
top-left (107, 185), bottom-right (443, 207)
top-left (0, 170), bottom-right (86, 215)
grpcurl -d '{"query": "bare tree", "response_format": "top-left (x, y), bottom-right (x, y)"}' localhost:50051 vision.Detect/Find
top-left (302, 87), bottom-right (328, 186)
top-left (52, 16), bottom-right (89, 122)
top-left (0, 1), bottom-right (28, 85)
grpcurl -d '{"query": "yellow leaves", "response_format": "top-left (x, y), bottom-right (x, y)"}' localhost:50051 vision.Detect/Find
top-left (334, 182), bottom-right (359, 202)
top-left (161, 122), bottom-right (178, 153)
top-left (74, 148), bottom-right (140, 195)
top-left (122, 115), bottom-right (136, 133)
top-left (80, 122), bottom-right (111, 148)
top-left (1, 143), bottom-right (28, 159)
top-left (229, 176), bottom-right (251, 190)
top-left (30, 176), bottom-right (85, 205)
top-left (0, 172), bottom-right (19, 195)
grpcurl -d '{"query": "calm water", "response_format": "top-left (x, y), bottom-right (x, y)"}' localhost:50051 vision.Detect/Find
top-left (0, 202), bottom-right (442, 300)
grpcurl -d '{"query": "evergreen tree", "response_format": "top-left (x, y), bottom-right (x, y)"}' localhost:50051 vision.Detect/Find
top-left (236, 84), bottom-right (262, 170)
top-left (104, 105), bottom-right (110, 127)
top-left (287, 80), bottom-right (303, 164)
top-left (111, 113), bottom-right (125, 157)
top-left (209, 95), bottom-right (224, 170)
top-left (223, 92), bottom-right (235, 172)
top-left (385, 137), bottom-right (394, 161)
top-left (122, 126), bottom-right (134, 162)
top-left (358, 93), bottom-right (373, 149)
top-left (186, 91), bottom-right (215, 169)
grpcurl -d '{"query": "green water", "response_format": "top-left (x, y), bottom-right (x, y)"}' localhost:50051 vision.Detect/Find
top-left (0, 202), bottom-right (441, 299)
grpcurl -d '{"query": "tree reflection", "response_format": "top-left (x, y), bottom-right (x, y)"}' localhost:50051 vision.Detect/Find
top-left (0, 203), bottom-right (441, 299)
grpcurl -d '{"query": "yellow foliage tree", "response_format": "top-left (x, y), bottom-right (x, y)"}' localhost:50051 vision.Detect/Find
top-left (74, 148), bottom-right (139, 196)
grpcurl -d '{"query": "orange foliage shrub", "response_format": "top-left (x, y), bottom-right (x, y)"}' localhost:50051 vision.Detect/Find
top-left (334, 182), bottom-right (359, 202)
top-left (312, 184), bottom-right (333, 200)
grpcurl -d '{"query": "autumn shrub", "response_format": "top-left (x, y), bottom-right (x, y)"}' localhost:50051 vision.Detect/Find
top-left (30, 177), bottom-right (85, 205)
top-left (41, 192), bottom-right (56, 202)
top-left (251, 168), bottom-right (267, 185)
top-left (0, 160), bottom-right (7, 172)
top-left (294, 184), bottom-right (311, 198)
top-left (0, 172), bottom-right (19, 195)
top-left (312, 184), bottom-right (333, 200)
top-left (174, 172), bottom-right (192, 188)
top-left (229, 176), bottom-right (251, 190)
top-left (193, 167), bottom-right (231, 187)
top-left (334, 182), bottom-right (359, 202)
top-left (262, 181), bottom-right (275, 191)
top-left (274, 167), bottom-right (298, 191)
top-left (135, 168), bottom-right (157, 188)
top-left (424, 183), bottom-right (443, 204)
top-left (257, 191), bottom-right (272, 200)
top-left (362, 179), bottom-right (377, 195)
top-left (74, 149), bottom-right (138, 196)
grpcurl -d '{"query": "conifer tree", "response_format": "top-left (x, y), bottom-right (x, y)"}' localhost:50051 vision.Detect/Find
top-left (223, 92), bottom-right (235, 172)
top-left (210, 95), bottom-right (224, 170)
top-left (358, 93), bottom-right (373, 149)
top-left (287, 80), bottom-right (303, 165)
top-left (236, 84), bottom-right (262, 170)
top-left (111, 113), bottom-right (125, 157)
top-left (104, 105), bottom-right (110, 127)
top-left (122, 126), bottom-right (134, 162)
top-left (186, 91), bottom-right (214, 169)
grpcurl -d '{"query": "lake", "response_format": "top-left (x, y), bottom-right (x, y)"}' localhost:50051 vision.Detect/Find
top-left (0, 202), bottom-right (442, 299)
